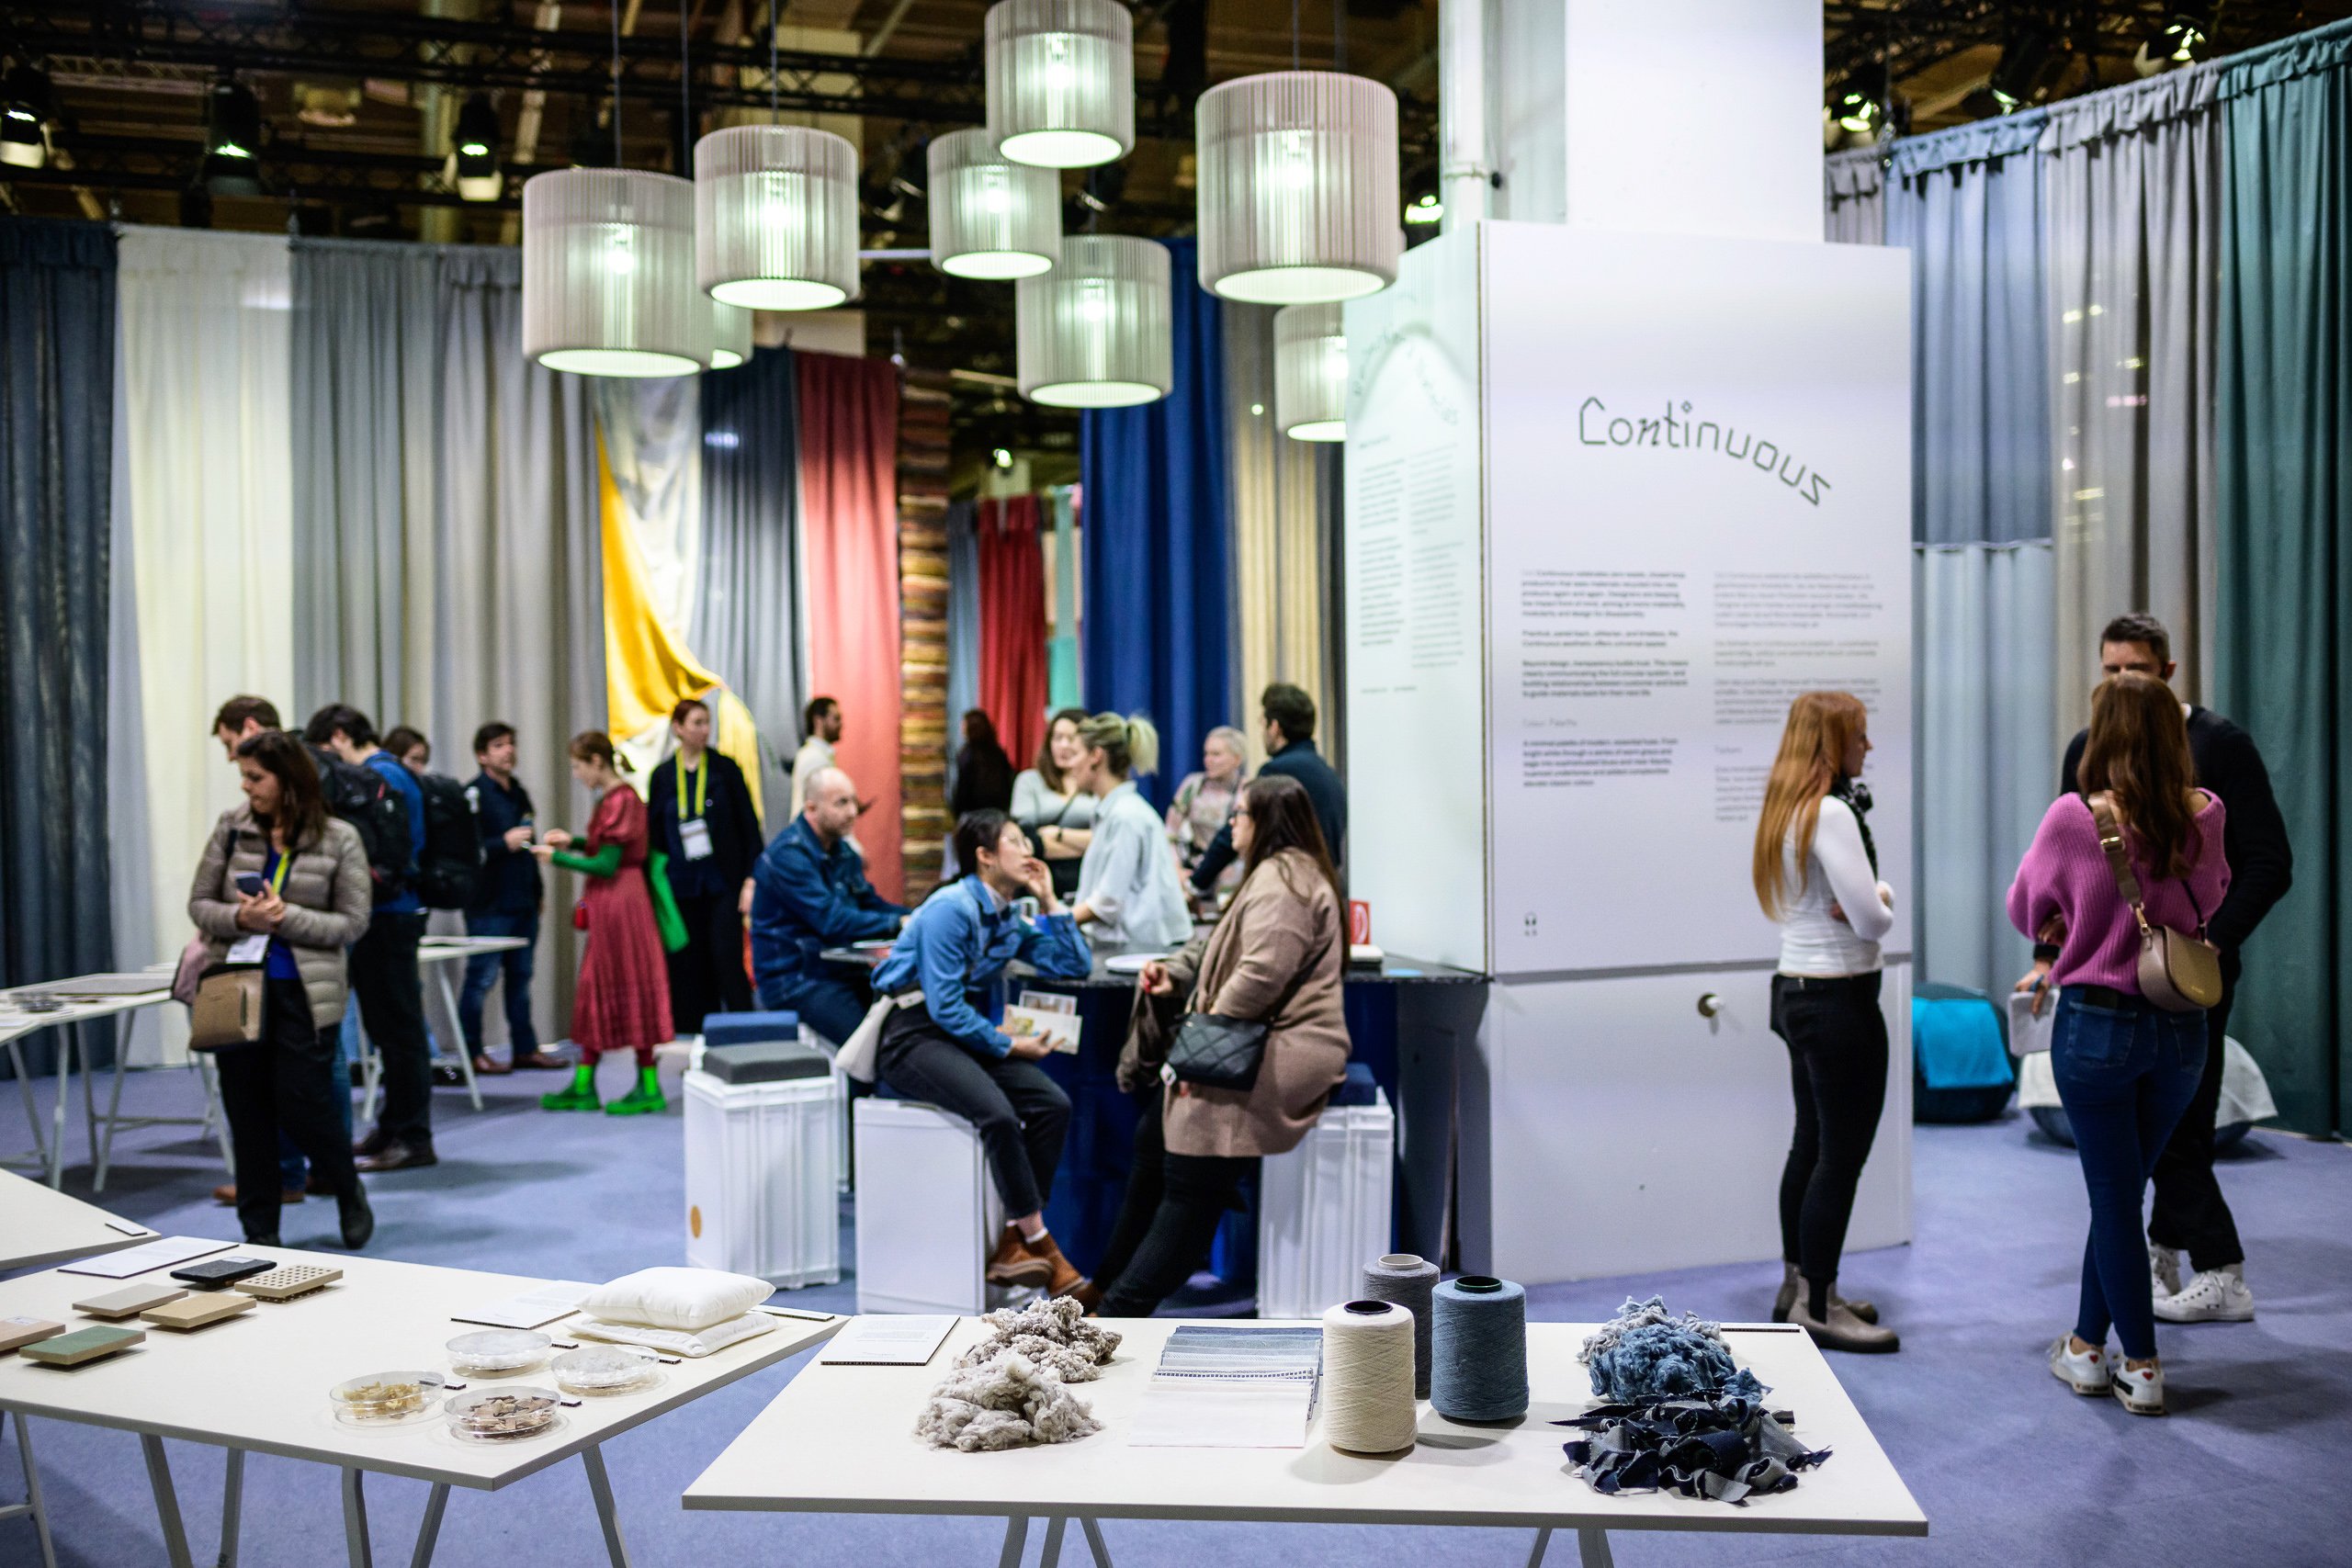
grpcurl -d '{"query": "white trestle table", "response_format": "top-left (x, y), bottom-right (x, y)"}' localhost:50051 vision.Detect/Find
top-left (1, 975), bottom-right (227, 1191)
top-left (683, 1317), bottom-right (1927, 1567)
top-left (354, 936), bottom-right (533, 1122)
top-left (0, 1168), bottom-right (157, 1272)
top-left (0, 1247), bottom-right (842, 1568)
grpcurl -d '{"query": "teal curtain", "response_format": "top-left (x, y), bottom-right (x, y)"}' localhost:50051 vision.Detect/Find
top-left (2214, 18), bottom-right (2352, 1136)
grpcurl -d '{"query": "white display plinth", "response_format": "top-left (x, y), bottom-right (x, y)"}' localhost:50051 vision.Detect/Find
top-left (683, 1067), bottom-right (843, 1288)
top-left (853, 1098), bottom-right (1005, 1314)
top-left (1256, 1089), bottom-right (1396, 1320)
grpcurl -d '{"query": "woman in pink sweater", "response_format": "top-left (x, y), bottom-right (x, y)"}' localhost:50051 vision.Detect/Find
top-left (2007, 672), bottom-right (2228, 1417)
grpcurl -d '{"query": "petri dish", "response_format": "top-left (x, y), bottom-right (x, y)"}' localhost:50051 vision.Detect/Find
top-left (444, 1386), bottom-right (563, 1442)
top-left (330, 1371), bottom-right (447, 1427)
top-left (552, 1345), bottom-right (662, 1396)
top-left (446, 1329), bottom-right (552, 1377)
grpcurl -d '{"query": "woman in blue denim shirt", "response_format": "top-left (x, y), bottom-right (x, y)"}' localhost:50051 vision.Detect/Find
top-left (870, 809), bottom-right (1094, 1298)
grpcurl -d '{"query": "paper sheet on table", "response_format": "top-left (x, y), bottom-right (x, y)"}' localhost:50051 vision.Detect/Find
top-left (1127, 1325), bottom-right (1324, 1448)
top-left (818, 1314), bottom-right (956, 1365)
top-left (57, 1235), bottom-right (231, 1279)
top-left (449, 1280), bottom-right (595, 1329)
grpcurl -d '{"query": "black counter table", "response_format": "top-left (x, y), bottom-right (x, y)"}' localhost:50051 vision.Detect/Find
top-left (819, 940), bottom-right (1488, 1284)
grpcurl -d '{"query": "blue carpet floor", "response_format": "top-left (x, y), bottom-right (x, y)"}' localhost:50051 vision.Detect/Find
top-left (3, 1064), bottom-right (2346, 1568)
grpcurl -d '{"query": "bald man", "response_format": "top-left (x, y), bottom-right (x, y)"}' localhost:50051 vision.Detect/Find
top-left (748, 767), bottom-right (909, 1045)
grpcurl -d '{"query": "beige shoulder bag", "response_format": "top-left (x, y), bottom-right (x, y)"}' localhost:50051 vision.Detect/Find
top-left (187, 965), bottom-right (266, 1051)
top-left (2086, 793), bottom-right (2222, 1012)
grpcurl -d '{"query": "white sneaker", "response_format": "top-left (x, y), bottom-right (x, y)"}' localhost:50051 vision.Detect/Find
top-left (2154, 1264), bottom-right (2256, 1324)
top-left (2149, 1243), bottom-right (2181, 1299)
top-left (2049, 1336), bottom-right (2111, 1395)
top-left (2111, 1359), bottom-right (2165, 1416)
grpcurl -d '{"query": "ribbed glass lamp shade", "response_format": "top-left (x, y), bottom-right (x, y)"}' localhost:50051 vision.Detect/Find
top-left (707, 298), bottom-right (753, 368)
top-left (927, 129), bottom-right (1062, 279)
top-left (1197, 71), bottom-right (1401, 305)
top-left (522, 169), bottom-right (703, 378)
top-left (985, 0), bottom-right (1134, 168)
top-left (1017, 235), bottom-right (1170, 408)
top-left (695, 124), bottom-right (859, 310)
top-left (1274, 302), bottom-right (1347, 441)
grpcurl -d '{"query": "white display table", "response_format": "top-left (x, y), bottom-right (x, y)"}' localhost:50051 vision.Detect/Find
top-left (684, 1317), bottom-right (1926, 1567)
top-left (355, 935), bottom-right (534, 1120)
top-left (0, 1168), bottom-right (156, 1272)
top-left (1, 976), bottom-right (223, 1192)
top-left (0, 1247), bottom-right (841, 1568)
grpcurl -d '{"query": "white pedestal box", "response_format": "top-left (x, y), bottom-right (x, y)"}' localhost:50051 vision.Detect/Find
top-left (853, 1099), bottom-right (1004, 1315)
top-left (682, 1068), bottom-right (842, 1289)
top-left (1256, 1089), bottom-right (1396, 1320)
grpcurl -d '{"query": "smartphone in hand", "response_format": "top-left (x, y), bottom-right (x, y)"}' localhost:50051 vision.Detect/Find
top-left (234, 873), bottom-right (267, 897)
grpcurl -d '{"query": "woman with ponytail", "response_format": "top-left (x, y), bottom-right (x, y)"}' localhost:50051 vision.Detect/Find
top-left (1068, 712), bottom-right (1193, 950)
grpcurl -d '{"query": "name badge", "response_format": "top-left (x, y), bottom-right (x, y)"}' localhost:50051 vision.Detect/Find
top-left (226, 933), bottom-right (269, 964)
top-left (679, 819), bottom-right (715, 861)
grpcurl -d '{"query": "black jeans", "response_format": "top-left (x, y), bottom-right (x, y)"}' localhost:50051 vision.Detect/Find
top-left (353, 908), bottom-right (432, 1147)
top-left (877, 1004), bottom-right (1070, 1219)
top-left (1771, 972), bottom-right (1887, 1308)
top-left (215, 979), bottom-right (360, 1242)
top-left (666, 890), bottom-right (754, 1035)
top-left (2147, 952), bottom-right (2245, 1270)
top-left (1096, 1086), bottom-right (1254, 1317)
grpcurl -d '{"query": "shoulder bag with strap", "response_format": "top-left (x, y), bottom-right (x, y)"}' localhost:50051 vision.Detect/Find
top-left (2086, 792), bottom-right (2223, 1012)
top-left (187, 837), bottom-right (287, 1052)
top-left (1160, 916), bottom-right (1336, 1094)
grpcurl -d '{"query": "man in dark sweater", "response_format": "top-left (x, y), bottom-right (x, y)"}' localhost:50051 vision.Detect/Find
top-left (1189, 683), bottom-right (1347, 896)
top-left (2020, 612), bottom-right (2292, 1325)
top-left (459, 723), bottom-right (569, 1074)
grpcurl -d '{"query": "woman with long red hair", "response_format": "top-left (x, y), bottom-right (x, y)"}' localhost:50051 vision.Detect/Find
top-left (1752, 691), bottom-right (1898, 1352)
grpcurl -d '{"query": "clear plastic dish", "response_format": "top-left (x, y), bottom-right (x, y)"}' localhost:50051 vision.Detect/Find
top-left (330, 1371), bottom-right (447, 1427)
top-left (444, 1386), bottom-right (561, 1441)
top-left (446, 1328), bottom-right (552, 1376)
top-left (552, 1345), bottom-right (661, 1395)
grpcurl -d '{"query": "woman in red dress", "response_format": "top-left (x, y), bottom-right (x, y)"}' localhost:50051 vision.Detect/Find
top-left (534, 731), bottom-right (674, 1114)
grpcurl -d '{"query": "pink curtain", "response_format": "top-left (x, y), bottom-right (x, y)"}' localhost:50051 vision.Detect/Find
top-left (797, 352), bottom-right (903, 900)
top-left (978, 496), bottom-right (1048, 771)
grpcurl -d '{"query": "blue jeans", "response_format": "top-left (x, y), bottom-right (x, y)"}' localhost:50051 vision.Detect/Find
top-left (2052, 987), bottom-right (2207, 1359)
top-left (458, 909), bottom-right (540, 1056)
top-left (758, 976), bottom-right (869, 1049)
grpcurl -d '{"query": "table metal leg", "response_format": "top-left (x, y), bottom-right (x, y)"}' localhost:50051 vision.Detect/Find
top-left (358, 1033), bottom-right (382, 1128)
top-left (77, 1022), bottom-right (105, 1188)
top-left (408, 1482), bottom-right (449, 1568)
top-left (580, 1443), bottom-right (632, 1568)
top-left (1039, 1516), bottom-right (1067, 1568)
top-left (217, 1446), bottom-right (244, 1568)
top-left (993, 1516), bottom-right (1029, 1568)
top-left (1577, 1526), bottom-right (1614, 1568)
top-left (342, 1468), bottom-right (373, 1568)
top-left (5, 1411), bottom-right (58, 1568)
top-left (141, 1434), bottom-right (196, 1568)
top-left (1526, 1527), bottom-right (1552, 1568)
top-left (1078, 1517), bottom-right (1114, 1568)
top-left (5, 1036), bottom-right (48, 1177)
top-left (198, 1055), bottom-right (235, 1172)
top-left (45, 1025), bottom-right (74, 1189)
top-left (97, 1014), bottom-right (134, 1192)
top-left (433, 966), bottom-right (482, 1111)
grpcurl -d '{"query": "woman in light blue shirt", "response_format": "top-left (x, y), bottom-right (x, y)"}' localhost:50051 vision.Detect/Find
top-left (1069, 712), bottom-right (1194, 951)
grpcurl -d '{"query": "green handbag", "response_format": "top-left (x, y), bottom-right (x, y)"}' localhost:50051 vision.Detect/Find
top-left (646, 851), bottom-right (690, 953)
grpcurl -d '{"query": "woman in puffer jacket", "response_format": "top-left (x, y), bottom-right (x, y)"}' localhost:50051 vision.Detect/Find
top-left (189, 728), bottom-right (375, 1249)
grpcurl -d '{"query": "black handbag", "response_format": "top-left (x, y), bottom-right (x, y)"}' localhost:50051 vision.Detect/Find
top-left (1159, 928), bottom-right (1334, 1094)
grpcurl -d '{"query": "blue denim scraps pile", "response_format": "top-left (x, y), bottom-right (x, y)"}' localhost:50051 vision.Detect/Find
top-left (1556, 1391), bottom-right (1831, 1505)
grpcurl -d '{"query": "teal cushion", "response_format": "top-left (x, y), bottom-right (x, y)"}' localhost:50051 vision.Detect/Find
top-left (1914, 997), bottom-right (2014, 1090)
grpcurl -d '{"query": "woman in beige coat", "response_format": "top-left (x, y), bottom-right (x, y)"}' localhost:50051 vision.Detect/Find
top-left (188, 729), bottom-right (375, 1249)
top-left (1088, 773), bottom-right (1349, 1316)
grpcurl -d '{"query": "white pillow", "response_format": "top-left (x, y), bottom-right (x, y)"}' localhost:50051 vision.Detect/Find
top-left (580, 1267), bottom-right (773, 1332)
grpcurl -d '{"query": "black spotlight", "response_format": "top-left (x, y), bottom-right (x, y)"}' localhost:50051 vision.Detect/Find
top-left (201, 76), bottom-right (266, 196)
top-left (1, 62), bottom-right (53, 170)
top-left (1985, 28), bottom-right (2061, 114)
top-left (1832, 63), bottom-right (1890, 141)
top-left (452, 92), bottom-right (502, 200)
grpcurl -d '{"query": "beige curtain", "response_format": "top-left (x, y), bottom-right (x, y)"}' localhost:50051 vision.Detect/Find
top-left (2043, 63), bottom-right (2223, 732)
top-left (1223, 301), bottom-right (1331, 769)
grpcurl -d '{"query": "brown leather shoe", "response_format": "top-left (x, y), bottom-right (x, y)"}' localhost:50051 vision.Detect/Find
top-left (1033, 1234), bottom-right (1087, 1300)
top-left (212, 1183), bottom-right (238, 1205)
top-left (472, 1055), bottom-right (514, 1077)
top-left (1061, 1277), bottom-right (1102, 1314)
top-left (1788, 1287), bottom-right (1899, 1353)
top-left (356, 1141), bottom-right (439, 1173)
top-left (353, 1126), bottom-right (393, 1159)
top-left (511, 1052), bottom-right (572, 1070)
top-left (985, 1224), bottom-right (1053, 1287)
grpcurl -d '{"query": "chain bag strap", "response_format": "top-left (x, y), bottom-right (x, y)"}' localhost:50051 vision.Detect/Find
top-left (2086, 793), bottom-right (2222, 1012)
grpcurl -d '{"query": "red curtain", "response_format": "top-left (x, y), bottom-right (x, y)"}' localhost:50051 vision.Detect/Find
top-left (797, 352), bottom-right (903, 900)
top-left (978, 496), bottom-right (1048, 771)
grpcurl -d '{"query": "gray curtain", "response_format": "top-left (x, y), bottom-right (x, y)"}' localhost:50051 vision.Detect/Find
top-left (2043, 63), bottom-right (2225, 725)
top-left (289, 241), bottom-right (441, 728)
top-left (944, 498), bottom-right (979, 799)
top-left (696, 344), bottom-right (804, 833)
top-left (1825, 146), bottom-right (1887, 243)
top-left (0, 219), bottom-right (116, 1075)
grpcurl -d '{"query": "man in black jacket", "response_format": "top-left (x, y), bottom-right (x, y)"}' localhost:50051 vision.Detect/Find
top-left (1188, 683), bottom-right (1346, 896)
top-left (2020, 612), bottom-right (2292, 1324)
top-left (459, 723), bottom-right (568, 1074)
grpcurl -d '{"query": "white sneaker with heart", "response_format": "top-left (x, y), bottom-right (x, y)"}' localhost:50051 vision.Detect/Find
top-left (2149, 1242), bottom-right (2181, 1299)
top-left (2155, 1264), bottom-right (2256, 1323)
top-left (2111, 1359), bottom-right (2165, 1416)
top-left (2049, 1336), bottom-right (2110, 1395)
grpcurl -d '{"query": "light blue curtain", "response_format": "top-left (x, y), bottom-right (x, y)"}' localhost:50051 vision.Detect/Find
top-left (944, 498), bottom-right (979, 798)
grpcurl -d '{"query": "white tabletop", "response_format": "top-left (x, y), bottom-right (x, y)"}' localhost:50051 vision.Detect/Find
top-left (684, 1318), bottom-right (1927, 1539)
top-left (417, 937), bottom-right (530, 964)
top-left (0, 987), bottom-right (173, 1048)
top-left (0, 1169), bottom-right (157, 1271)
top-left (0, 1247), bottom-right (842, 1492)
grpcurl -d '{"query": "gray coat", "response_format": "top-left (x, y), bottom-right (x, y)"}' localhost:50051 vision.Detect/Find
top-left (188, 807), bottom-right (371, 1026)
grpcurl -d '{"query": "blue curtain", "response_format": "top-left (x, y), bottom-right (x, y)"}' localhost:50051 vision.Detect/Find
top-left (2214, 17), bottom-right (2352, 1136)
top-left (0, 219), bottom-right (118, 1076)
top-left (1080, 236), bottom-right (1230, 811)
top-left (944, 498), bottom-right (980, 804)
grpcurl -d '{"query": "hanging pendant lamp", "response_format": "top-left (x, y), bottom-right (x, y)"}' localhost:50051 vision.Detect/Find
top-left (707, 297), bottom-right (753, 368)
top-left (1197, 71), bottom-right (1400, 304)
top-left (928, 129), bottom-right (1062, 279)
top-left (1274, 302), bottom-right (1346, 441)
top-left (695, 123), bottom-right (860, 310)
top-left (986, 0), bottom-right (1134, 168)
top-left (1017, 234), bottom-right (1170, 408)
top-left (522, 168), bottom-right (702, 377)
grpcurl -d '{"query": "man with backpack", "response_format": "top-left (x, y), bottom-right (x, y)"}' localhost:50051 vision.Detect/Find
top-left (305, 704), bottom-right (437, 1173)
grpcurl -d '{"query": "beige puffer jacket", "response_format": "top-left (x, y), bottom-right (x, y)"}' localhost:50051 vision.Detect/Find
top-left (188, 807), bottom-right (372, 1026)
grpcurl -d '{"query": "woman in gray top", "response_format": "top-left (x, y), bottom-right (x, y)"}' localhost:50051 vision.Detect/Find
top-left (1069, 713), bottom-right (1193, 950)
top-left (1011, 706), bottom-right (1095, 897)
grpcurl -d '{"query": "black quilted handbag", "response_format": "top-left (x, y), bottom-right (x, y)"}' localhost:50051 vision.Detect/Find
top-left (1159, 930), bottom-right (1334, 1093)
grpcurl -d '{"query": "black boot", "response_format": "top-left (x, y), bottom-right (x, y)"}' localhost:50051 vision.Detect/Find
top-left (338, 1185), bottom-right (376, 1250)
top-left (246, 1233), bottom-right (283, 1247)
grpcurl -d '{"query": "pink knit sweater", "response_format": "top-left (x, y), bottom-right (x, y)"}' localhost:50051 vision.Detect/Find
top-left (2007, 791), bottom-right (2230, 992)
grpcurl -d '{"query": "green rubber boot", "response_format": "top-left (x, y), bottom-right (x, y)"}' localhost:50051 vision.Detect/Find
top-left (605, 1066), bottom-right (667, 1116)
top-left (540, 1065), bottom-right (601, 1111)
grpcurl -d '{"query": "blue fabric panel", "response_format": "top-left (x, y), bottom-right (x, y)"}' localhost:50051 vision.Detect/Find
top-left (1079, 237), bottom-right (1231, 812)
top-left (702, 1010), bottom-right (801, 1046)
top-left (1914, 996), bottom-right (2016, 1090)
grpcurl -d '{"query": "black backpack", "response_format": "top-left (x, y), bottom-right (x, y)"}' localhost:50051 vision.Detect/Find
top-left (413, 773), bottom-right (482, 910)
top-left (310, 746), bottom-right (415, 907)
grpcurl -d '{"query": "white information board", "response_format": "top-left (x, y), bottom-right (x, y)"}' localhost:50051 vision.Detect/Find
top-left (1479, 225), bottom-right (1913, 976)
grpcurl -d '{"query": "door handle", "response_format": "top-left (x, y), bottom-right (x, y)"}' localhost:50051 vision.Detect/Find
top-left (1696, 992), bottom-right (1723, 1020)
